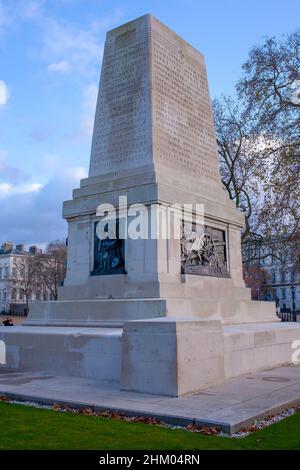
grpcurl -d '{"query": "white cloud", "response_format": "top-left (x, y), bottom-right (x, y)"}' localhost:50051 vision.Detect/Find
top-left (0, 181), bottom-right (43, 199)
top-left (0, 1), bottom-right (120, 77)
top-left (47, 60), bottom-right (71, 73)
top-left (66, 166), bottom-right (87, 180)
top-left (33, 153), bottom-right (87, 180)
top-left (0, 164), bottom-right (87, 244)
top-left (25, 182), bottom-right (44, 192)
top-left (0, 152), bottom-right (29, 183)
top-left (20, 4), bottom-right (122, 78)
top-left (0, 183), bottom-right (11, 194)
top-left (0, 0), bottom-right (43, 33)
top-left (0, 80), bottom-right (8, 105)
top-left (42, 17), bottom-right (103, 78)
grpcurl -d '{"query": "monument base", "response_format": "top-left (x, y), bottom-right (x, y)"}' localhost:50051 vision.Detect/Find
top-left (23, 274), bottom-right (277, 328)
top-left (23, 297), bottom-right (276, 327)
top-left (0, 326), bottom-right (122, 382)
top-left (121, 319), bottom-right (300, 396)
top-left (1, 320), bottom-right (300, 396)
top-left (0, 275), bottom-right (290, 397)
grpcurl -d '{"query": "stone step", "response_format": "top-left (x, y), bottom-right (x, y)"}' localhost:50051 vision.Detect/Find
top-left (159, 283), bottom-right (251, 301)
top-left (223, 322), bottom-right (300, 378)
top-left (24, 297), bottom-right (277, 327)
top-left (25, 299), bottom-right (167, 327)
top-left (221, 300), bottom-right (277, 325)
top-left (0, 326), bottom-right (122, 382)
top-left (60, 277), bottom-right (161, 301)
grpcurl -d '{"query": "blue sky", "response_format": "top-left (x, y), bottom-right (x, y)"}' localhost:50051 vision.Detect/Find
top-left (0, 0), bottom-right (299, 246)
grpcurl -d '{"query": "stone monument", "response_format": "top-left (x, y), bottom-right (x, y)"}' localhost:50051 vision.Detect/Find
top-left (1, 15), bottom-right (300, 396)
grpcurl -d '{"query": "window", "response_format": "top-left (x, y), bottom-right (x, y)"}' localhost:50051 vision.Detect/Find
top-left (19, 291), bottom-right (24, 301)
top-left (4, 267), bottom-right (9, 278)
top-left (0, 267), bottom-right (2, 278)
top-left (281, 288), bottom-right (286, 300)
top-left (11, 289), bottom-right (16, 301)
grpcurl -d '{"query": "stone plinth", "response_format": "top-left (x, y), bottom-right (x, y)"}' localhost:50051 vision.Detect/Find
top-left (121, 318), bottom-right (225, 396)
top-left (0, 326), bottom-right (122, 382)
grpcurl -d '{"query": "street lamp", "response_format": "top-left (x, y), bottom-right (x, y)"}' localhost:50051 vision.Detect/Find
top-left (291, 284), bottom-right (296, 315)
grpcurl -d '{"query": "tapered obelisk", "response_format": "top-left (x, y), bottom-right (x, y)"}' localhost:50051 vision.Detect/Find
top-left (89, 14), bottom-right (222, 193)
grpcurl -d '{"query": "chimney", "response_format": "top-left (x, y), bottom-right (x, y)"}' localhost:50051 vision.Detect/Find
top-left (2, 242), bottom-right (13, 252)
top-left (16, 244), bottom-right (25, 253)
top-left (29, 245), bottom-right (38, 255)
top-left (29, 246), bottom-right (42, 255)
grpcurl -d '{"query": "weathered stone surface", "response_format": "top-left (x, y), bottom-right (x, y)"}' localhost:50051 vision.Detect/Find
top-left (0, 326), bottom-right (122, 381)
top-left (121, 318), bottom-right (225, 396)
top-left (89, 15), bottom-right (221, 188)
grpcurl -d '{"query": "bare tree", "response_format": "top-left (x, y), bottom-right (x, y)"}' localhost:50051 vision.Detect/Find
top-left (237, 30), bottom-right (300, 238)
top-left (9, 256), bottom-right (38, 313)
top-left (237, 30), bottom-right (300, 138)
top-left (214, 31), bottom-right (300, 266)
top-left (35, 240), bottom-right (67, 301)
top-left (213, 96), bottom-right (266, 241)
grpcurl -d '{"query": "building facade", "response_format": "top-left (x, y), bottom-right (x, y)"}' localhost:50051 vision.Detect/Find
top-left (0, 242), bottom-right (53, 315)
top-left (243, 235), bottom-right (300, 313)
top-left (264, 264), bottom-right (300, 313)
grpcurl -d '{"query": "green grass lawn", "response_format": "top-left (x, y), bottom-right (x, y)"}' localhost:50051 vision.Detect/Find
top-left (0, 402), bottom-right (300, 450)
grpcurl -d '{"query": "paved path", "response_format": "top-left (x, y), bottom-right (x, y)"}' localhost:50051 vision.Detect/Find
top-left (0, 365), bottom-right (299, 434)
